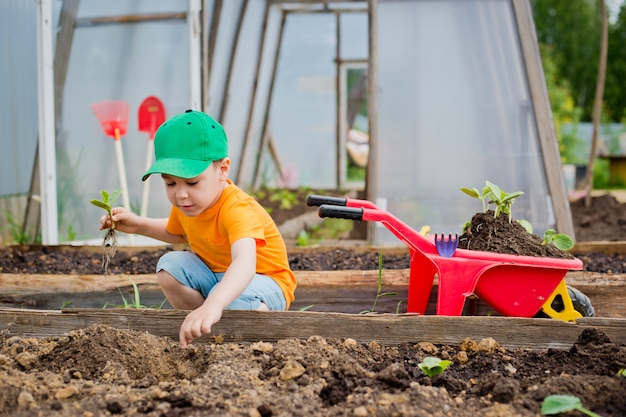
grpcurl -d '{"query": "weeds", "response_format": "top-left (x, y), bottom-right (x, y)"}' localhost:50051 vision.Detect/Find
top-left (360, 249), bottom-right (398, 314)
top-left (2, 211), bottom-right (40, 244)
top-left (103, 278), bottom-right (166, 309)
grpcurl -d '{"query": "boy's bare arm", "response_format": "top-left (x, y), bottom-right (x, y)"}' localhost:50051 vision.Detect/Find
top-left (178, 237), bottom-right (257, 348)
top-left (100, 207), bottom-right (187, 244)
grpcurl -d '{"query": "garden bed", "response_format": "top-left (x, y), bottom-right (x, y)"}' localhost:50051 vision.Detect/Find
top-left (1, 192), bottom-right (626, 416)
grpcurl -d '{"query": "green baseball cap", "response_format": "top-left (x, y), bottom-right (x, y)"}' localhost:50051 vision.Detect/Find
top-left (142, 110), bottom-right (228, 181)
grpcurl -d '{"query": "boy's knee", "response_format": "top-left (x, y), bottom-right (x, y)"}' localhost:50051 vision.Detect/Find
top-left (157, 270), bottom-right (178, 289)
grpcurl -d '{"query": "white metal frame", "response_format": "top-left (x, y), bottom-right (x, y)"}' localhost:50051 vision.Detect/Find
top-left (36, 0), bottom-right (58, 245)
top-left (188, 0), bottom-right (202, 110)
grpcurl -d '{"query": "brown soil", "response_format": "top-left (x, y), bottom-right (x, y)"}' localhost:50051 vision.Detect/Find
top-left (456, 210), bottom-right (574, 259)
top-left (1, 325), bottom-right (625, 417)
top-left (1, 192), bottom-right (626, 416)
top-left (0, 193), bottom-right (624, 275)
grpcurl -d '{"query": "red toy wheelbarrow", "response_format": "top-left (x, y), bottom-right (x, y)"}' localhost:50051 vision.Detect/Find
top-left (307, 195), bottom-right (593, 322)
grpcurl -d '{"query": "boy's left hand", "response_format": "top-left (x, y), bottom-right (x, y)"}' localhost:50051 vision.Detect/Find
top-left (179, 304), bottom-right (223, 348)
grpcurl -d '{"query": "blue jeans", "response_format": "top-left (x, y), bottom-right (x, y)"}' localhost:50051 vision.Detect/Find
top-left (156, 251), bottom-right (286, 310)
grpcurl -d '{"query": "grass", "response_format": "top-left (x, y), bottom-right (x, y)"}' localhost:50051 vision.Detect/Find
top-left (360, 248), bottom-right (400, 314)
top-left (103, 279), bottom-right (167, 309)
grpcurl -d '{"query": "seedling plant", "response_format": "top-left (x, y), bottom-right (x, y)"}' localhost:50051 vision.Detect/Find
top-left (90, 188), bottom-right (122, 274)
top-left (461, 181), bottom-right (574, 251)
top-left (103, 279), bottom-right (167, 309)
top-left (461, 180), bottom-right (523, 223)
top-left (541, 395), bottom-right (603, 417)
top-left (418, 357), bottom-right (452, 377)
top-left (360, 249), bottom-right (398, 314)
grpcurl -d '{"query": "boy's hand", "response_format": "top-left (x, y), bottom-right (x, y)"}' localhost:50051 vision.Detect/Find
top-left (99, 207), bottom-right (140, 234)
top-left (179, 304), bottom-right (223, 348)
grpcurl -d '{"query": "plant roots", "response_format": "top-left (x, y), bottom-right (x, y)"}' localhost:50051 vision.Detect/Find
top-left (102, 228), bottom-right (118, 274)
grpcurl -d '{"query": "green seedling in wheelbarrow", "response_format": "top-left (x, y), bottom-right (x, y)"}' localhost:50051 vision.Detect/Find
top-left (90, 187), bottom-right (122, 274)
top-left (461, 180), bottom-right (523, 223)
top-left (462, 181), bottom-right (573, 251)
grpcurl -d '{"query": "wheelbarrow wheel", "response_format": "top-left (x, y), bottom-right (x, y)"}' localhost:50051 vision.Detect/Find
top-left (535, 285), bottom-right (595, 318)
top-left (567, 285), bottom-right (595, 317)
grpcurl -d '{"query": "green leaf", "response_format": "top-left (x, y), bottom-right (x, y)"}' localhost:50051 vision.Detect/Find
top-left (517, 219), bottom-right (533, 234)
top-left (101, 190), bottom-right (109, 203)
top-left (485, 181), bottom-right (502, 200)
top-left (552, 234), bottom-right (574, 251)
top-left (543, 229), bottom-right (557, 244)
top-left (90, 199), bottom-right (111, 211)
top-left (460, 187), bottom-right (480, 198)
top-left (418, 357), bottom-right (452, 377)
top-left (108, 188), bottom-right (123, 205)
top-left (502, 191), bottom-right (524, 203)
top-left (541, 395), bottom-right (583, 414)
top-left (541, 395), bottom-right (602, 417)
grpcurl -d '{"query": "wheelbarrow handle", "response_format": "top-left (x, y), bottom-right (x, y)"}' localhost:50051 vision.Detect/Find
top-left (318, 205), bottom-right (363, 221)
top-left (307, 195), bottom-right (347, 207)
top-left (307, 194), bottom-right (380, 209)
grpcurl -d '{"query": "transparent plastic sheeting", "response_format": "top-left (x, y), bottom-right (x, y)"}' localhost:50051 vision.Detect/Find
top-left (374, 0), bottom-right (552, 245)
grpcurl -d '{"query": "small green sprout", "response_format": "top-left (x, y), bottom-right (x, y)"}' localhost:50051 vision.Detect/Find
top-left (541, 395), bottom-right (603, 417)
top-left (360, 249), bottom-right (398, 314)
top-left (297, 230), bottom-right (311, 247)
top-left (618, 368), bottom-right (626, 377)
top-left (460, 185), bottom-right (490, 213)
top-left (542, 229), bottom-right (574, 251)
top-left (104, 279), bottom-right (167, 309)
top-left (484, 181), bottom-right (523, 222)
top-left (418, 357), bottom-right (452, 378)
top-left (461, 181), bottom-right (523, 223)
top-left (90, 188), bottom-right (122, 228)
top-left (90, 188), bottom-right (122, 274)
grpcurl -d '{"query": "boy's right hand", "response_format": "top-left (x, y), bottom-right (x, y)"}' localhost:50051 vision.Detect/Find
top-left (99, 207), bottom-right (141, 234)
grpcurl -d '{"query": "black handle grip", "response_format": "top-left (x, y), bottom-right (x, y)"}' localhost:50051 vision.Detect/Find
top-left (318, 205), bottom-right (363, 221)
top-left (307, 195), bottom-right (348, 207)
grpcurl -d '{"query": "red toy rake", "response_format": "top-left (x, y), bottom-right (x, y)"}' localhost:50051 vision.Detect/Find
top-left (91, 100), bottom-right (133, 244)
top-left (137, 96), bottom-right (166, 217)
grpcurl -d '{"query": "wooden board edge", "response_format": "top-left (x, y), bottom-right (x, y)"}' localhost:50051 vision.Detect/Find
top-left (1, 308), bottom-right (625, 350)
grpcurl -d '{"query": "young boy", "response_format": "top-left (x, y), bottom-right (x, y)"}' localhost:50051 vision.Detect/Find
top-left (99, 109), bottom-right (296, 348)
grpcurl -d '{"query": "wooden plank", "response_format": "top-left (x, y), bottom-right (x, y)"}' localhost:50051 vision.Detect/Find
top-left (573, 241), bottom-right (626, 255)
top-left (0, 273), bottom-right (158, 295)
top-left (1, 308), bottom-right (624, 350)
top-left (2, 268), bottom-right (623, 292)
top-left (2, 269), bottom-right (624, 317)
top-left (75, 12), bottom-right (186, 27)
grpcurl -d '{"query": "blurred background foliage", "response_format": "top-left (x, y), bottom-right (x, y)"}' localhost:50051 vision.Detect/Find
top-left (531, 0), bottom-right (626, 189)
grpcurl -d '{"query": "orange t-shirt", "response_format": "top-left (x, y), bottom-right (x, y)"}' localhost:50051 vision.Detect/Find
top-left (165, 181), bottom-right (296, 308)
